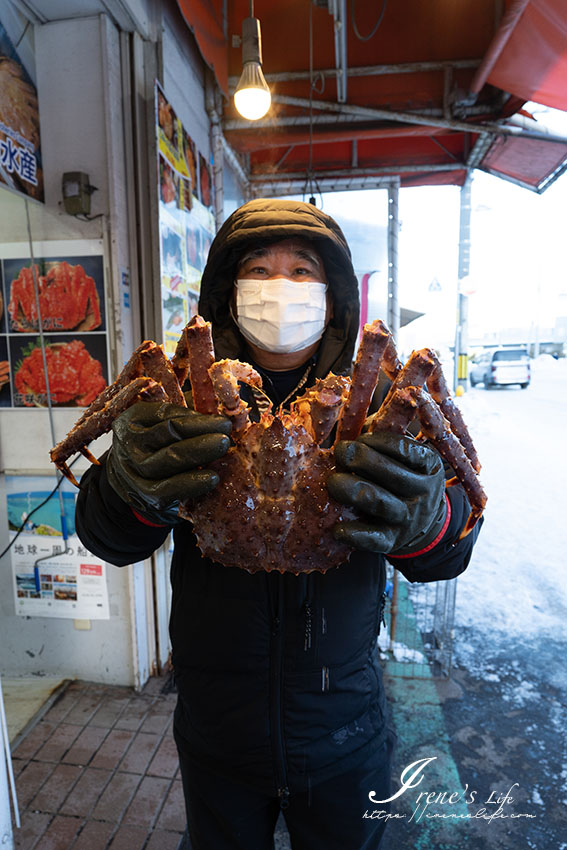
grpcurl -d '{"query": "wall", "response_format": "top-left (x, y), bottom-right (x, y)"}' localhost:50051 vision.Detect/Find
top-left (0, 0), bottom-right (241, 688)
top-left (0, 14), bottom-right (136, 686)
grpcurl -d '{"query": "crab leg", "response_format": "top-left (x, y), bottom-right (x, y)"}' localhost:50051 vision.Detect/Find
top-left (383, 347), bottom-right (437, 405)
top-left (140, 344), bottom-right (186, 407)
top-left (426, 353), bottom-right (481, 472)
top-left (66, 340), bottom-right (155, 435)
top-left (50, 378), bottom-right (168, 486)
top-left (413, 388), bottom-right (487, 538)
top-left (185, 315), bottom-right (218, 415)
top-left (208, 359), bottom-right (263, 438)
top-left (366, 385), bottom-right (419, 435)
top-left (335, 319), bottom-right (391, 442)
top-left (382, 336), bottom-right (403, 382)
top-left (368, 386), bottom-right (486, 539)
top-left (63, 340), bottom-right (185, 442)
top-left (382, 341), bottom-right (481, 473)
top-left (291, 374), bottom-right (350, 443)
top-left (170, 324), bottom-right (191, 388)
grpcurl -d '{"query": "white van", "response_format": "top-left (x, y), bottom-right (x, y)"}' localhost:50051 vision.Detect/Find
top-left (469, 348), bottom-right (531, 389)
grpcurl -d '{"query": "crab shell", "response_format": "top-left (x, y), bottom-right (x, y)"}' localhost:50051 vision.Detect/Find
top-left (179, 412), bottom-right (356, 574)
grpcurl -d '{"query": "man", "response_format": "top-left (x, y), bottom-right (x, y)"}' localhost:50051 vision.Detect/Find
top-left (76, 199), bottom-right (480, 849)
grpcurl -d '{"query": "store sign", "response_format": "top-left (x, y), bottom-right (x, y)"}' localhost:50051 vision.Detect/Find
top-left (0, 18), bottom-right (43, 201)
top-left (156, 82), bottom-right (216, 356)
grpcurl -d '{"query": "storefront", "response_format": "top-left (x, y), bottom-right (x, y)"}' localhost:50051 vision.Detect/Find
top-left (0, 0), bottom-right (247, 709)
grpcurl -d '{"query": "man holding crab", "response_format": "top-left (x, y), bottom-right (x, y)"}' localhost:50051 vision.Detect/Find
top-left (76, 198), bottom-right (481, 850)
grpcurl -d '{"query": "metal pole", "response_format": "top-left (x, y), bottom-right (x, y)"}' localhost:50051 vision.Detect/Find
top-left (387, 181), bottom-right (400, 652)
top-left (387, 182), bottom-right (400, 341)
top-left (454, 173), bottom-right (472, 392)
top-left (0, 678), bottom-right (16, 847)
top-left (268, 94), bottom-right (567, 146)
top-left (228, 58), bottom-right (481, 88)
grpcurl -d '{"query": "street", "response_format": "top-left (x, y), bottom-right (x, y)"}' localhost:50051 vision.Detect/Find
top-left (382, 356), bottom-right (567, 850)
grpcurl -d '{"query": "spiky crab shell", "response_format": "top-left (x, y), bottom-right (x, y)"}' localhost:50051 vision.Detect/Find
top-left (180, 413), bottom-right (356, 574)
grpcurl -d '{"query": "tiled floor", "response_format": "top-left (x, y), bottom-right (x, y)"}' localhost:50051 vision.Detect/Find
top-left (10, 676), bottom-right (185, 850)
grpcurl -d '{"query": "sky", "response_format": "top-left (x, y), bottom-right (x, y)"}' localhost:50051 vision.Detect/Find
top-left (304, 104), bottom-right (567, 352)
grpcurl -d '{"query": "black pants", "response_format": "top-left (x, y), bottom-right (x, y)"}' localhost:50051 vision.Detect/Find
top-left (175, 732), bottom-right (395, 850)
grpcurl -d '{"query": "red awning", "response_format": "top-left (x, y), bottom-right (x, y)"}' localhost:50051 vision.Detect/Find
top-left (481, 134), bottom-right (567, 190)
top-left (173, 1), bottom-right (567, 194)
top-left (175, 0), bottom-right (228, 95)
top-left (487, 0), bottom-right (567, 111)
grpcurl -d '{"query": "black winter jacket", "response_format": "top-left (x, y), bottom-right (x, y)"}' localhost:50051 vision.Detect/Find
top-left (75, 199), bottom-right (480, 798)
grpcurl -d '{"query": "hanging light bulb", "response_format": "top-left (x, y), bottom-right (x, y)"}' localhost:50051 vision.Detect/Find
top-left (234, 14), bottom-right (271, 121)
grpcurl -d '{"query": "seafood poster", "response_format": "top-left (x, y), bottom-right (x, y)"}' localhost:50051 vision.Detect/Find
top-left (0, 15), bottom-right (43, 201)
top-left (6, 475), bottom-right (109, 620)
top-left (155, 81), bottom-right (215, 356)
top-left (0, 254), bottom-right (109, 408)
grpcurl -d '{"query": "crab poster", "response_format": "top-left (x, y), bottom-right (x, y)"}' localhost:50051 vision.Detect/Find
top-left (6, 474), bottom-right (109, 620)
top-left (0, 15), bottom-right (43, 201)
top-left (155, 81), bottom-right (215, 356)
top-left (0, 254), bottom-right (109, 408)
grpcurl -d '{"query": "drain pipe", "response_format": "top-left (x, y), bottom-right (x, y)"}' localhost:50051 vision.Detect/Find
top-left (469, 0), bottom-right (530, 95)
top-left (206, 70), bottom-right (225, 232)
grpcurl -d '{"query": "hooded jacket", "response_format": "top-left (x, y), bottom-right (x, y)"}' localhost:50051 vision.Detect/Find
top-left (75, 199), bottom-right (479, 798)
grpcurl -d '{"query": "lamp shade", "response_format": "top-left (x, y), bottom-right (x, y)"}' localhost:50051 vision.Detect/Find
top-left (234, 61), bottom-right (271, 120)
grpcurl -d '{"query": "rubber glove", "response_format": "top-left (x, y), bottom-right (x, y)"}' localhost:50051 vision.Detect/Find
top-left (328, 432), bottom-right (447, 555)
top-left (106, 401), bottom-right (232, 524)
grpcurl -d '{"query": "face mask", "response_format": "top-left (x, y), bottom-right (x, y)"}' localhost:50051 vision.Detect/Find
top-left (234, 278), bottom-right (328, 354)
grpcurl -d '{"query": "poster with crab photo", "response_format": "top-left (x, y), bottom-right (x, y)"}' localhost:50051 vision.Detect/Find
top-left (4, 256), bottom-right (106, 334)
top-left (0, 254), bottom-right (109, 408)
top-left (0, 334), bottom-right (10, 407)
top-left (0, 259), bottom-right (9, 405)
top-left (9, 333), bottom-right (108, 408)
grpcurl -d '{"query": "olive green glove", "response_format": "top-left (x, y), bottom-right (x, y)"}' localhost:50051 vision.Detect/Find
top-left (106, 401), bottom-right (232, 524)
top-left (328, 432), bottom-right (447, 555)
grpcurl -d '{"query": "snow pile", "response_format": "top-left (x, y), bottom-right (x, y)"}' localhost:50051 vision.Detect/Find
top-left (449, 366), bottom-right (567, 645)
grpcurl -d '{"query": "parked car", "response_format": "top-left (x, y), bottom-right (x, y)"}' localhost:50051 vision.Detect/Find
top-left (469, 348), bottom-right (531, 389)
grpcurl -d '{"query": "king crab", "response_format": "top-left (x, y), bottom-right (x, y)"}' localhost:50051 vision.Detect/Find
top-left (8, 262), bottom-right (102, 333)
top-left (50, 316), bottom-right (486, 574)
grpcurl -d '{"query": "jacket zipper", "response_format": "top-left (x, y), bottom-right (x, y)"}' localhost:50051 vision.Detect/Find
top-left (271, 576), bottom-right (290, 807)
top-left (378, 591), bottom-right (387, 632)
top-left (303, 601), bottom-right (312, 651)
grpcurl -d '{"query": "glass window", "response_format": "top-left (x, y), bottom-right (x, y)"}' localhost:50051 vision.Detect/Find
top-left (492, 349), bottom-right (528, 362)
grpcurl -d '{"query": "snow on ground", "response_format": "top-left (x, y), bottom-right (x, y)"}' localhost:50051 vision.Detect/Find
top-left (450, 356), bottom-right (567, 654)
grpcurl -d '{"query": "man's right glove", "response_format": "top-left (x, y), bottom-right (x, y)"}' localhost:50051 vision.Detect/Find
top-left (105, 401), bottom-right (232, 524)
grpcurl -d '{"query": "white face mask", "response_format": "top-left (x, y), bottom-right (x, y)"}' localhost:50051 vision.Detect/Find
top-left (234, 278), bottom-right (328, 354)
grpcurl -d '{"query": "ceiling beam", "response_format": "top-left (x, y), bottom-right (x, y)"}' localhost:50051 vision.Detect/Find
top-left (249, 163), bottom-right (465, 181)
top-left (269, 94), bottom-right (567, 145)
top-left (227, 59), bottom-right (481, 90)
top-left (223, 101), bottom-right (496, 132)
top-left (248, 168), bottom-right (463, 198)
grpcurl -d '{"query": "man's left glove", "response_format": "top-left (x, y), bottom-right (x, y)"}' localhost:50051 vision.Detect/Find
top-left (328, 432), bottom-right (447, 555)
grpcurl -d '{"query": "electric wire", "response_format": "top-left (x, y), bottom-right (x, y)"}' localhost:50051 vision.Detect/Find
top-left (351, 0), bottom-right (387, 42)
top-left (23, 200), bottom-right (72, 562)
top-left (0, 457), bottom-right (80, 561)
top-left (307, 0), bottom-right (315, 200)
